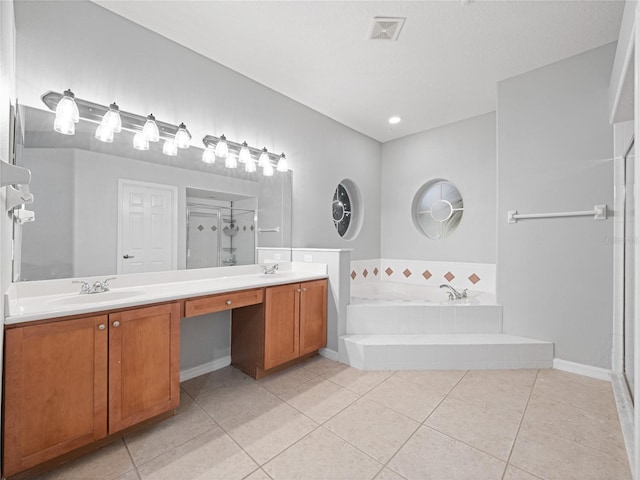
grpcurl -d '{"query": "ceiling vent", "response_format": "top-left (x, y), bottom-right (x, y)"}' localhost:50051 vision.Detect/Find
top-left (369, 17), bottom-right (405, 41)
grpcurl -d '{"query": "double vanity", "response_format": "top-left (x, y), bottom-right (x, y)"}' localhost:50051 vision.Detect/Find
top-left (2, 263), bottom-right (328, 478)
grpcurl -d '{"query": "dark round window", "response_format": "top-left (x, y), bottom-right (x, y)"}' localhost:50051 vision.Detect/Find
top-left (332, 183), bottom-right (352, 237)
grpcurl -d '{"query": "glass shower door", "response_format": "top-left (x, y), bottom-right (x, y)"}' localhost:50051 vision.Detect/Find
top-left (186, 206), bottom-right (221, 269)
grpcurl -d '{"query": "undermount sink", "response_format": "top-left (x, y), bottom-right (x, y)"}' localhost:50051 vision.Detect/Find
top-left (46, 290), bottom-right (142, 306)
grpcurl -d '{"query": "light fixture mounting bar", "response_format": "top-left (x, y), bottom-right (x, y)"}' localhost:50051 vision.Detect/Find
top-left (202, 135), bottom-right (281, 164)
top-left (41, 90), bottom-right (190, 140)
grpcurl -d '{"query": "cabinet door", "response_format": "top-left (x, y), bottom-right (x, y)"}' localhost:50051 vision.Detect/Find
top-left (264, 283), bottom-right (300, 370)
top-left (3, 316), bottom-right (108, 477)
top-left (108, 303), bottom-right (180, 433)
top-left (299, 279), bottom-right (328, 356)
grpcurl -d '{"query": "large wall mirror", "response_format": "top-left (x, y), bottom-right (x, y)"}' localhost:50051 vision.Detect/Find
top-left (13, 105), bottom-right (293, 281)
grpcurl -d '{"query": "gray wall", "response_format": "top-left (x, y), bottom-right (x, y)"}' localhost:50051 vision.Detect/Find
top-left (15, 0), bottom-right (382, 261)
top-left (14, 0), bottom-right (381, 374)
top-left (20, 149), bottom-right (75, 280)
top-left (381, 112), bottom-right (497, 263)
top-left (497, 43), bottom-right (616, 368)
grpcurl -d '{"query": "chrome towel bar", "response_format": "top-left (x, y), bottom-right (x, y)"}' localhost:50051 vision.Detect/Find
top-left (507, 204), bottom-right (607, 223)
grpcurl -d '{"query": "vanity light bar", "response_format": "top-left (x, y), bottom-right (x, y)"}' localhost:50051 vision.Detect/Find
top-left (202, 135), bottom-right (285, 170)
top-left (41, 90), bottom-right (192, 145)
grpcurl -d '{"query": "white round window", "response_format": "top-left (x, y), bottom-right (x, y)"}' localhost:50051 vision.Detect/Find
top-left (412, 179), bottom-right (464, 240)
top-left (332, 179), bottom-right (362, 240)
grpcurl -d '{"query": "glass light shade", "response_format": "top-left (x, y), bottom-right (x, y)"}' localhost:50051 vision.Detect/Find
top-left (163, 138), bottom-right (178, 156)
top-left (215, 134), bottom-right (228, 158)
top-left (263, 162), bottom-right (274, 177)
top-left (258, 148), bottom-right (270, 167)
top-left (133, 132), bottom-right (149, 151)
top-left (143, 114), bottom-right (160, 142)
top-left (53, 116), bottom-right (75, 135)
top-left (55, 89), bottom-right (79, 124)
top-left (202, 146), bottom-right (216, 163)
top-left (175, 123), bottom-right (191, 149)
top-left (95, 123), bottom-right (114, 143)
top-left (276, 153), bottom-right (288, 172)
top-left (101, 103), bottom-right (121, 133)
top-left (225, 154), bottom-right (238, 169)
top-left (238, 142), bottom-right (251, 164)
top-left (245, 157), bottom-right (257, 173)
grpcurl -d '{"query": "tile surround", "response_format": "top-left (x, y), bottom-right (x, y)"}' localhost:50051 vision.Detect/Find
top-left (34, 361), bottom-right (630, 480)
top-left (350, 258), bottom-right (496, 294)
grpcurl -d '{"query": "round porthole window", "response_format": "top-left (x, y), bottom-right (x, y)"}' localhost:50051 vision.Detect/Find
top-left (332, 179), bottom-right (362, 240)
top-left (412, 179), bottom-right (464, 240)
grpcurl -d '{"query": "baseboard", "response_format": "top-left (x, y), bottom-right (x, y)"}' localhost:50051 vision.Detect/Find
top-left (319, 347), bottom-right (339, 362)
top-left (180, 356), bottom-right (231, 382)
top-left (553, 358), bottom-right (611, 382)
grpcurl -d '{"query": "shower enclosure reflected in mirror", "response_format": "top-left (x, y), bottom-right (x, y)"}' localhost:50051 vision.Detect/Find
top-left (13, 105), bottom-right (292, 281)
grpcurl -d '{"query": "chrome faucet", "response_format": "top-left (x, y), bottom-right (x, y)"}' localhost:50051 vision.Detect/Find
top-left (261, 264), bottom-right (279, 274)
top-left (440, 284), bottom-right (467, 301)
top-left (73, 277), bottom-right (116, 294)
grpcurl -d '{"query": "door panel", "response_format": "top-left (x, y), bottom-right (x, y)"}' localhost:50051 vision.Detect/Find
top-left (299, 280), bottom-right (328, 355)
top-left (3, 316), bottom-right (108, 477)
top-left (108, 303), bottom-right (180, 433)
top-left (264, 283), bottom-right (300, 370)
top-left (118, 180), bottom-right (177, 274)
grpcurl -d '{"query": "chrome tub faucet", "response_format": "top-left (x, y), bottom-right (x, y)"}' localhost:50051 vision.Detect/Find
top-left (440, 284), bottom-right (467, 301)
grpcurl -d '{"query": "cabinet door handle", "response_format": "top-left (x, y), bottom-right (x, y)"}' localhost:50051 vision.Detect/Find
top-left (302, 288), bottom-right (307, 292)
top-left (226, 300), bottom-right (232, 305)
top-left (297, 288), bottom-right (302, 292)
top-left (97, 324), bottom-right (106, 330)
top-left (112, 321), bottom-right (121, 327)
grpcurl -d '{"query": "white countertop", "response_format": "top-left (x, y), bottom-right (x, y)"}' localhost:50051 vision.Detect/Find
top-left (5, 262), bottom-right (327, 324)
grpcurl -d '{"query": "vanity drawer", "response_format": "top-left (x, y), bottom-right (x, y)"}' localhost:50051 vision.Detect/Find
top-left (184, 288), bottom-right (264, 317)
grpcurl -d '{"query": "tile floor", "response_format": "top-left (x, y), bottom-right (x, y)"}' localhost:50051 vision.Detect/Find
top-left (35, 358), bottom-right (631, 480)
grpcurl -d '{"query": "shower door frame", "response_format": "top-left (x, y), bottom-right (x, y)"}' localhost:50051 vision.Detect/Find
top-left (622, 138), bottom-right (636, 401)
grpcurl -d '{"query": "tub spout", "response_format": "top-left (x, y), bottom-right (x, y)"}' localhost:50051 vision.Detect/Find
top-left (440, 284), bottom-right (467, 300)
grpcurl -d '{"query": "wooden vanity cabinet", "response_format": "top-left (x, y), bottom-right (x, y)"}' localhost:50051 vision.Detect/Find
top-left (232, 279), bottom-right (327, 378)
top-left (3, 302), bottom-right (181, 477)
top-left (3, 315), bottom-right (108, 477)
top-left (108, 303), bottom-right (181, 433)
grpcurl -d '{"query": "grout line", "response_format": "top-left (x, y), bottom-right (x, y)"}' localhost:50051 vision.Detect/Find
top-left (370, 370), bottom-right (471, 478)
top-left (121, 438), bottom-right (143, 480)
top-left (126, 392), bottom-right (221, 469)
top-left (500, 369), bottom-right (539, 479)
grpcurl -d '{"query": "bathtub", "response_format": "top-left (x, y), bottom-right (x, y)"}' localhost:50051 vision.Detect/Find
top-left (343, 281), bottom-right (553, 371)
top-left (347, 281), bottom-right (502, 335)
top-left (350, 281), bottom-right (496, 305)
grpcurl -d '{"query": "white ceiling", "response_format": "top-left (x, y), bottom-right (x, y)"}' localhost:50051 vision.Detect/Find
top-left (94, 0), bottom-right (624, 143)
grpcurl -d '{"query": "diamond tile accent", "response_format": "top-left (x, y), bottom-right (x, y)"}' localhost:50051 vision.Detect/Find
top-left (468, 273), bottom-right (481, 285)
top-left (373, 267), bottom-right (379, 276)
top-left (351, 270), bottom-right (357, 280)
top-left (403, 268), bottom-right (412, 278)
top-left (210, 225), bottom-right (217, 231)
top-left (363, 269), bottom-right (369, 278)
top-left (250, 225), bottom-right (255, 231)
top-left (243, 225), bottom-right (247, 231)
top-left (385, 267), bottom-right (394, 276)
top-left (197, 225), bottom-right (204, 231)
top-left (422, 270), bottom-right (432, 280)
top-left (444, 271), bottom-right (455, 282)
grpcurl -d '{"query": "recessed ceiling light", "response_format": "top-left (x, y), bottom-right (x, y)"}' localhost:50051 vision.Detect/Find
top-left (388, 116), bottom-right (401, 125)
